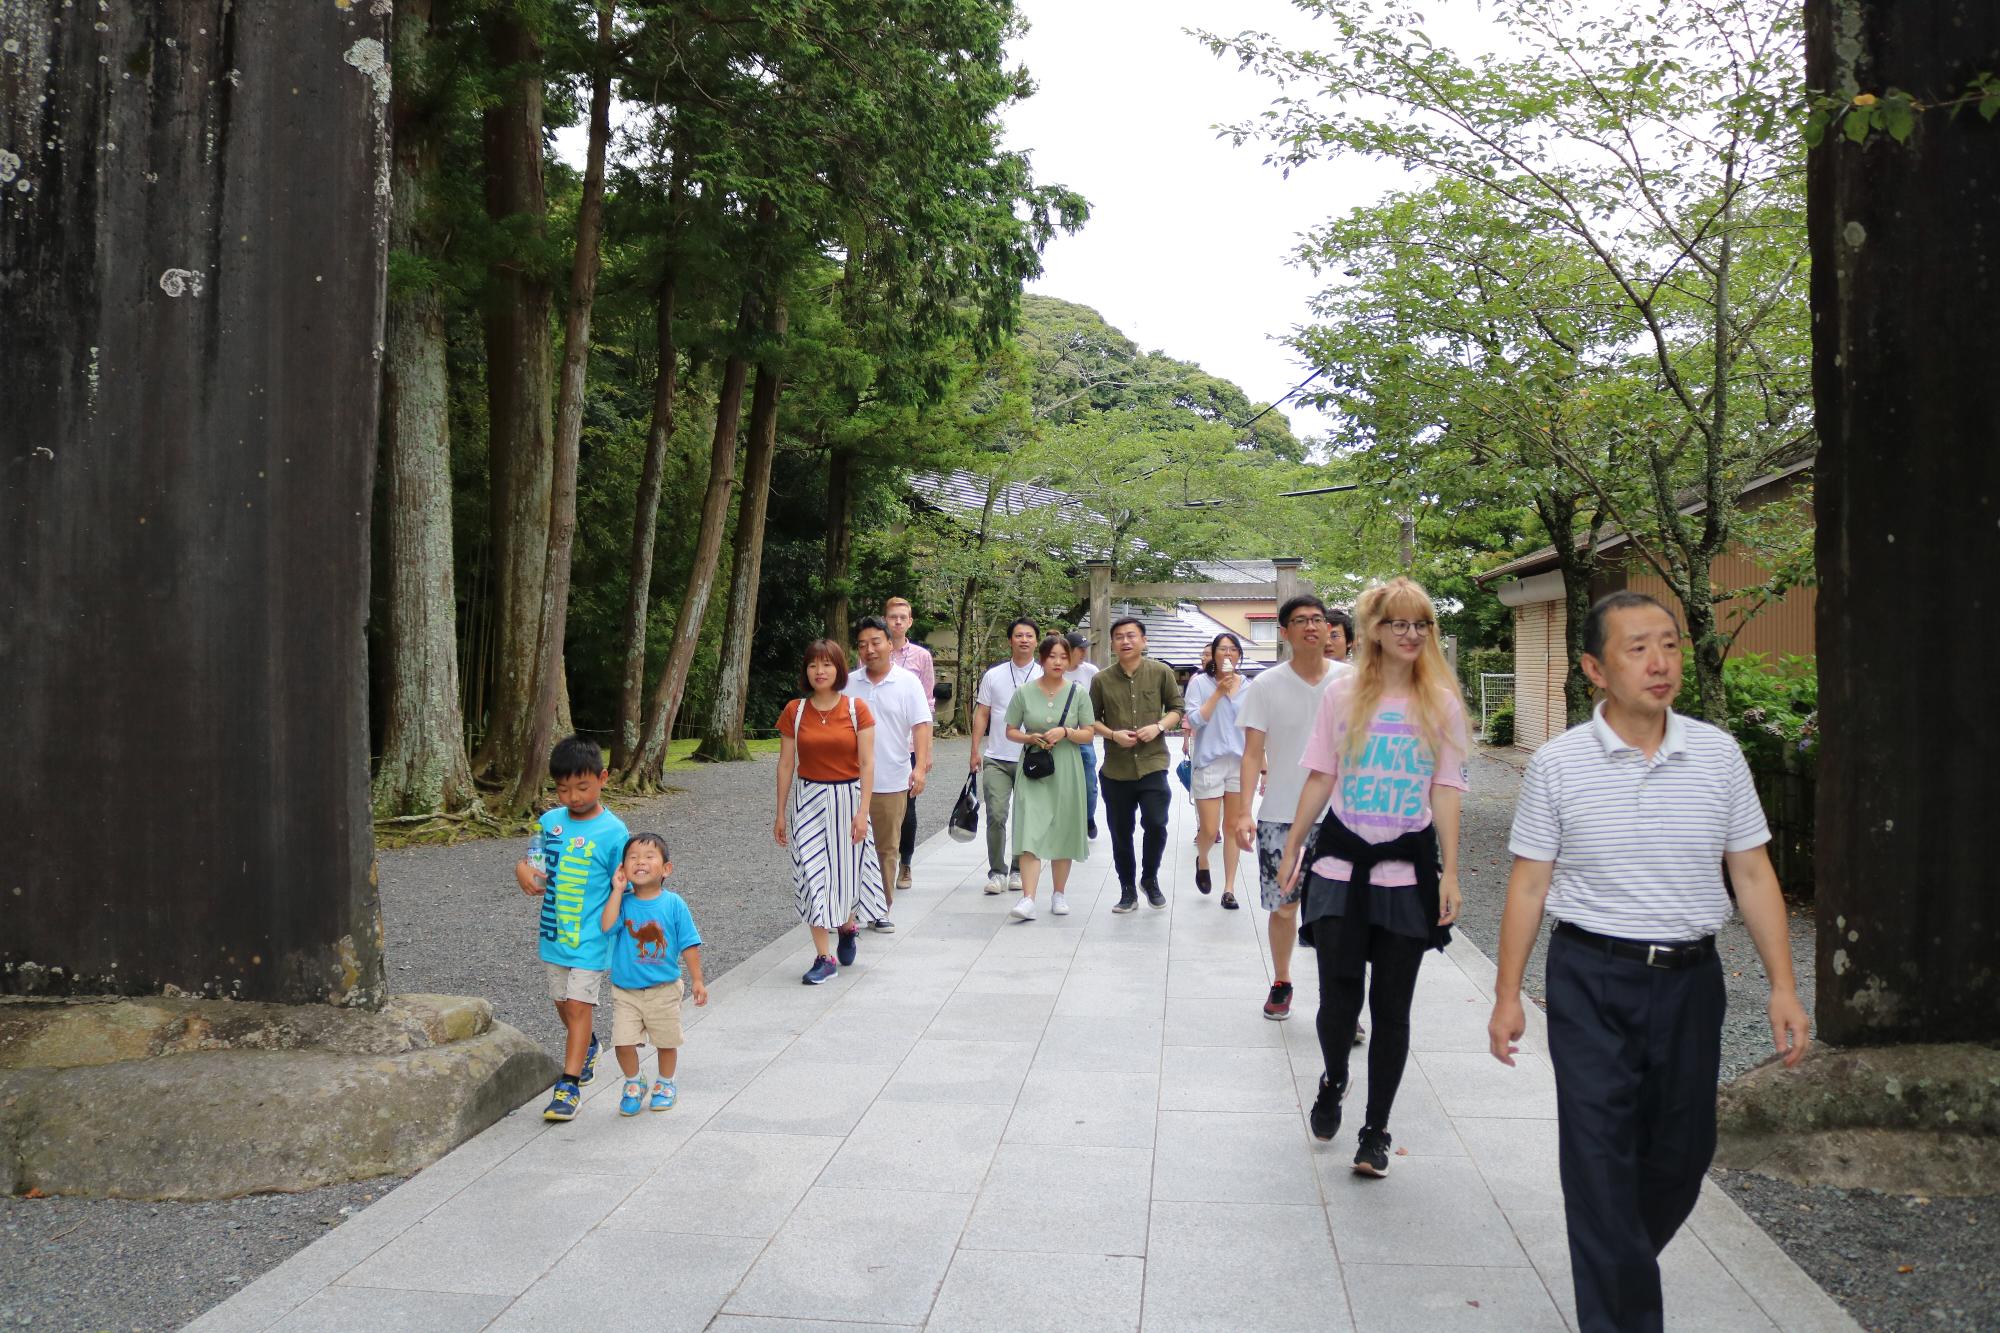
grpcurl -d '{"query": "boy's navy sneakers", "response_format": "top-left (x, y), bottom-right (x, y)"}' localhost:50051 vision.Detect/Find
top-left (836, 925), bottom-right (859, 967)
top-left (618, 1078), bottom-right (647, 1117)
top-left (578, 1034), bottom-right (601, 1085)
top-left (650, 1079), bottom-right (677, 1112)
top-left (802, 955), bottom-right (838, 985)
top-left (543, 1078), bottom-right (581, 1122)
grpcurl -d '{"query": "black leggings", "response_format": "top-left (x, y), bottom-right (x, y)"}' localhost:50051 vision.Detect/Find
top-left (1314, 924), bottom-right (1427, 1131)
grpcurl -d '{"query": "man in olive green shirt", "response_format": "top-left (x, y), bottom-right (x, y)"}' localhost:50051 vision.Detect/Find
top-left (1089, 617), bottom-right (1185, 912)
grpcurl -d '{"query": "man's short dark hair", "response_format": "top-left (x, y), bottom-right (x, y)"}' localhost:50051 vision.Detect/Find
top-left (1109, 616), bottom-right (1145, 638)
top-left (1008, 616), bottom-right (1039, 637)
top-left (854, 615), bottom-right (890, 640)
top-left (1581, 591), bottom-right (1678, 660)
top-left (1326, 607), bottom-right (1354, 641)
top-left (1278, 594), bottom-right (1327, 628)
top-left (624, 831), bottom-right (671, 863)
top-left (549, 735), bottom-right (605, 780)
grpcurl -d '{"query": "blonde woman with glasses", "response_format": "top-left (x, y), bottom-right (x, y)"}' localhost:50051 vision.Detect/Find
top-left (1278, 577), bottom-right (1469, 1176)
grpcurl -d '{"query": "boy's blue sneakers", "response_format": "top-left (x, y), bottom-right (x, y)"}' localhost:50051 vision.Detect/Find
top-left (802, 955), bottom-right (838, 985)
top-left (650, 1079), bottom-right (677, 1112)
top-left (618, 1078), bottom-right (647, 1117)
top-left (543, 1078), bottom-right (581, 1122)
top-left (578, 1034), bottom-right (601, 1085)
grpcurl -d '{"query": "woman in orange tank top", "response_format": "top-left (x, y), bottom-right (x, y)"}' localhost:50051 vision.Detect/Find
top-left (774, 640), bottom-right (889, 984)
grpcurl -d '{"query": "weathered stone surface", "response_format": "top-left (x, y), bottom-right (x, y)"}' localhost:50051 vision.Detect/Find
top-left (1717, 1043), bottom-right (2000, 1195)
top-left (0, 993), bottom-right (494, 1070)
top-left (0, 994), bottom-right (550, 1199)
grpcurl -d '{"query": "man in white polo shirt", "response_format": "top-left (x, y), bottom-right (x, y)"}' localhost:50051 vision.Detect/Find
top-left (969, 618), bottom-right (1041, 893)
top-left (1487, 591), bottom-right (1809, 1333)
top-left (1233, 594), bottom-right (1344, 1021)
top-left (845, 616), bottom-right (933, 933)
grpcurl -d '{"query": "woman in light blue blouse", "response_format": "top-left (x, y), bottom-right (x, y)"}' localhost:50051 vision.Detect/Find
top-left (1183, 632), bottom-right (1249, 908)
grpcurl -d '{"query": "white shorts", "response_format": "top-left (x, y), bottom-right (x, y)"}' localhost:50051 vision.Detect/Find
top-left (1191, 759), bottom-right (1242, 800)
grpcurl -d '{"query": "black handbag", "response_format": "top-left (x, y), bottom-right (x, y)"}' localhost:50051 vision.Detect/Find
top-left (1019, 686), bottom-right (1077, 781)
top-left (947, 772), bottom-right (981, 841)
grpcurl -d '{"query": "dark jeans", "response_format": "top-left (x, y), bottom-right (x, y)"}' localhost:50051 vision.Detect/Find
top-left (1546, 928), bottom-right (1725, 1333)
top-left (1313, 923), bottom-right (1426, 1129)
top-left (900, 752), bottom-right (918, 863)
top-left (1100, 770), bottom-right (1170, 890)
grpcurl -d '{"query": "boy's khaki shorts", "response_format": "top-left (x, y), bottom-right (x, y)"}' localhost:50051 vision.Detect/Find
top-left (612, 980), bottom-right (686, 1050)
top-left (545, 964), bottom-right (605, 1006)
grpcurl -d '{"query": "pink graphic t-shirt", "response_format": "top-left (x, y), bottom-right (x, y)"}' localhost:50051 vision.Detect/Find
top-left (1299, 676), bottom-right (1469, 884)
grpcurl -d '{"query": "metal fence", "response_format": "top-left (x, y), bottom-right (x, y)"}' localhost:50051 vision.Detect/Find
top-left (1477, 673), bottom-right (1516, 740)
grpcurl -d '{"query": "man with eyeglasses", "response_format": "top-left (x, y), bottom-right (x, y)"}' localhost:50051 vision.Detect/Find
top-left (1234, 595), bottom-right (1345, 1019)
top-left (1090, 617), bottom-right (1184, 912)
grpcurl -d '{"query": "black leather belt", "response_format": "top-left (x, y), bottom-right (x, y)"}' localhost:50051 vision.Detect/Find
top-left (1554, 922), bottom-right (1715, 970)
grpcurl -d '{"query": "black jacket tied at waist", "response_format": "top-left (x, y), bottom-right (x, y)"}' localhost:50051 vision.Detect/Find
top-left (1302, 810), bottom-right (1449, 976)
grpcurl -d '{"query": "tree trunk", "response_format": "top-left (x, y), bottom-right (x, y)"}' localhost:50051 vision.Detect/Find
top-left (373, 0), bottom-right (477, 819)
top-left (612, 264), bottom-right (678, 771)
top-left (1535, 490), bottom-right (1602, 726)
top-left (503, 1), bottom-right (614, 814)
top-left (474, 4), bottom-right (554, 785)
top-left (621, 292), bottom-right (757, 787)
top-left (824, 445), bottom-right (854, 642)
top-left (695, 296), bottom-right (789, 763)
top-left (1681, 550), bottom-right (1726, 724)
top-left (1806, 0), bottom-right (1999, 1045)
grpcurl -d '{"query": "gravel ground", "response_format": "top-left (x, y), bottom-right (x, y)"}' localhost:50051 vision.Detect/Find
top-left (1457, 747), bottom-right (1997, 1333)
top-left (0, 740), bottom-right (975, 1333)
top-left (7, 736), bottom-right (1990, 1332)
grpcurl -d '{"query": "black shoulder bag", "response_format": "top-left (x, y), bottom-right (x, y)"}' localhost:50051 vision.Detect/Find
top-left (1019, 686), bottom-right (1077, 781)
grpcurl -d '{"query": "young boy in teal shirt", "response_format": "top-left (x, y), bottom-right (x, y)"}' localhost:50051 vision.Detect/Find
top-left (599, 832), bottom-right (706, 1114)
top-left (514, 736), bottom-right (628, 1122)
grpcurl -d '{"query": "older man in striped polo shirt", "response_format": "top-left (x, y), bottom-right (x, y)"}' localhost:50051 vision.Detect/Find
top-left (1487, 591), bottom-right (1810, 1333)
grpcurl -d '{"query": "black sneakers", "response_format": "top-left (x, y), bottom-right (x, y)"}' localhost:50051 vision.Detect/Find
top-left (1309, 1073), bottom-right (1348, 1141)
top-left (1263, 982), bottom-right (1294, 1021)
top-left (1143, 883), bottom-right (1166, 909)
top-left (1112, 887), bottom-right (1139, 914)
top-left (1353, 1126), bottom-right (1393, 1176)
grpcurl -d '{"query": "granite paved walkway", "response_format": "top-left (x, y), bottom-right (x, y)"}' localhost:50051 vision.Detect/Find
top-left (189, 791), bottom-right (1856, 1333)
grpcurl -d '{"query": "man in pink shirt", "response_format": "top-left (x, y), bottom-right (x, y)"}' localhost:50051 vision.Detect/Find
top-left (885, 597), bottom-right (936, 891)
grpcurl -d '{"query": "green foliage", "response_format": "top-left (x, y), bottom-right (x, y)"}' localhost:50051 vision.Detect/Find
top-left (1485, 700), bottom-right (1515, 748)
top-left (1672, 652), bottom-right (1818, 770)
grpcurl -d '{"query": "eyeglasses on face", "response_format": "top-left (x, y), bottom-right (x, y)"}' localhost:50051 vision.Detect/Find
top-left (1381, 619), bottom-right (1434, 637)
top-left (1284, 615), bottom-right (1327, 628)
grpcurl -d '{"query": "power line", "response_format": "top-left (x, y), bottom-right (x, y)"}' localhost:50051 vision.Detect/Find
top-left (1234, 365), bottom-right (1328, 433)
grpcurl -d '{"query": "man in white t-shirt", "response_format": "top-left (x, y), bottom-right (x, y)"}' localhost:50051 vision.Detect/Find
top-left (1234, 595), bottom-right (1348, 1021)
top-left (845, 616), bottom-right (933, 931)
top-left (1065, 631), bottom-right (1101, 839)
top-left (969, 618), bottom-right (1041, 893)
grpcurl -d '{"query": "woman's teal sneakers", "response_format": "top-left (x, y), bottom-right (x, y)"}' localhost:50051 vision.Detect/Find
top-left (542, 1078), bottom-right (581, 1122)
top-left (650, 1079), bottom-right (677, 1112)
top-left (618, 1078), bottom-right (647, 1116)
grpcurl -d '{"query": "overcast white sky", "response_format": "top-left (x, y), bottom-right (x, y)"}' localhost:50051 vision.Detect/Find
top-left (1000, 1), bottom-right (1494, 443)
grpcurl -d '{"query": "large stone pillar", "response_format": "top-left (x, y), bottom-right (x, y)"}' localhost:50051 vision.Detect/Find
top-left (1, 3), bottom-right (391, 1005)
top-left (1806, 1), bottom-right (1999, 1044)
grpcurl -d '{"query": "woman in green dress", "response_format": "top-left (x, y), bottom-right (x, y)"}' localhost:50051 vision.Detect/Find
top-left (1003, 634), bottom-right (1096, 922)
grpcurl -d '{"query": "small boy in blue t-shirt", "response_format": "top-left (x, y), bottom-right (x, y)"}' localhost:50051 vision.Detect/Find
top-left (598, 831), bottom-right (706, 1115)
top-left (514, 736), bottom-right (628, 1122)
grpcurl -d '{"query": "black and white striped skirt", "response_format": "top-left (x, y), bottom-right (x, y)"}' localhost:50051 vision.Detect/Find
top-left (788, 778), bottom-right (889, 929)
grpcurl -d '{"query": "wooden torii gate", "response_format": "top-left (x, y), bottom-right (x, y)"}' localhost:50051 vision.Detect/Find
top-left (1080, 558), bottom-right (1305, 668)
